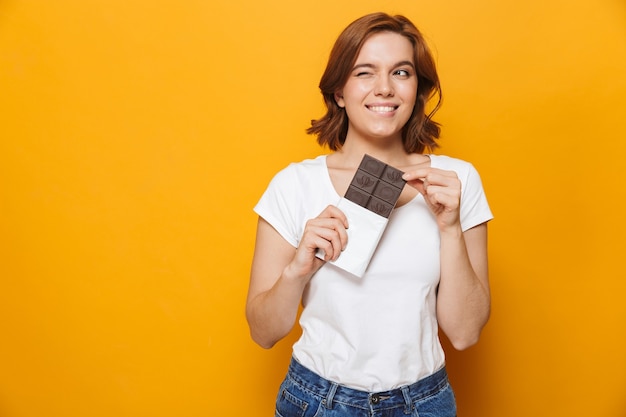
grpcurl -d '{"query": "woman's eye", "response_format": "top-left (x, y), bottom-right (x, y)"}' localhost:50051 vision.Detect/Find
top-left (356, 71), bottom-right (372, 77)
top-left (394, 69), bottom-right (411, 77)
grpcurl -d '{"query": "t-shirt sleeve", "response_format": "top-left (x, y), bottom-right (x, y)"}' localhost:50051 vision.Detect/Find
top-left (459, 163), bottom-right (493, 231)
top-left (253, 165), bottom-right (300, 248)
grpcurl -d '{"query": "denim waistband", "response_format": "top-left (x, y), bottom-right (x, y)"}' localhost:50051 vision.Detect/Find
top-left (286, 357), bottom-right (450, 411)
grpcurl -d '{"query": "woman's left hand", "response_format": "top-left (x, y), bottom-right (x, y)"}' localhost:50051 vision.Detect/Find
top-left (402, 166), bottom-right (462, 231)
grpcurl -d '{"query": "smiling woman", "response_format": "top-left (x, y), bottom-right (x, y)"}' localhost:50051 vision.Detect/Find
top-left (246, 12), bottom-right (493, 417)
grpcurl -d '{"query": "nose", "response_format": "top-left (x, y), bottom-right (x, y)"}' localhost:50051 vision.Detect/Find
top-left (375, 76), bottom-right (393, 96)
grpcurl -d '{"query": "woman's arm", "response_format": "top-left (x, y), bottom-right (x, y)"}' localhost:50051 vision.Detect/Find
top-left (403, 167), bottom-right (491, 350)
top-left (436, 222), bottom-right (490, 350)
top-left (246, 218), bottom-right (309, 349)
top-left (246, 206), bottom-right (348, 349)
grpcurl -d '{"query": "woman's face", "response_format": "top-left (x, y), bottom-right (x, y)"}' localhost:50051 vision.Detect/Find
top-left (335, 31), bottom-right (417, 143)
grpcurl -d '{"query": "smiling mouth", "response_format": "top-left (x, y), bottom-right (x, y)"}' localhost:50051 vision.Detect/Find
top-left (366, 105), bottom-right (398, 113)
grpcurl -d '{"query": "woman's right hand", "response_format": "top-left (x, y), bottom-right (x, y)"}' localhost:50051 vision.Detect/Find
top-left (246, 205), bottom-right (348, 348)
top-left (287, 205), bottom-right (349, 280)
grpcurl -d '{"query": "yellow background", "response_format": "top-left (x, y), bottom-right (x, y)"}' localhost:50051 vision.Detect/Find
top-left (1, 0), bottom-right (625, 416)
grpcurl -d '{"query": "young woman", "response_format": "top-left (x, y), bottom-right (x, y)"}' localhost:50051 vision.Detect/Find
top-left (246, 12), bottom-right (493, 417)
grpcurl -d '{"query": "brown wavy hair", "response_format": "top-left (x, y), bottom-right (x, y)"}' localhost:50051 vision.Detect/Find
top-left (307, 12), bottom-right (442, 153)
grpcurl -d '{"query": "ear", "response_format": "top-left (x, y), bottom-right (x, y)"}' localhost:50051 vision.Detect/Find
top-left (334, 91), bottom-right (345, 108)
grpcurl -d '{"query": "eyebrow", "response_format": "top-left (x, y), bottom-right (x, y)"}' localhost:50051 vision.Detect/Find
top-left (352, 61), bottom-right (416, 71)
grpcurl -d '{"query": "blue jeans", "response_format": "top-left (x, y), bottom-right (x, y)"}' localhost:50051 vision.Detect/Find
top-left (275, 357), bottom-right (457, 417)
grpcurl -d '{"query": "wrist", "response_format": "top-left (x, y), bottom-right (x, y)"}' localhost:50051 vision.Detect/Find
top-left (282, 262), bottom-right (314, 289)
top-left (439, 224), bottom-right (463, 239)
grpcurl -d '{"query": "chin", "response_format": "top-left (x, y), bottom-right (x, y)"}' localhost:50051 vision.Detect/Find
top-left (369, 129), bottom-right (402, 140)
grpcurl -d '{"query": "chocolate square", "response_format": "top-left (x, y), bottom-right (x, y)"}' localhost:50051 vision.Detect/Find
top-left (359, 154), bottom-right (386, 177)
top-left (372, 182), bottom-right (402, 202)
top-left (382, 165), bottom-right (406, 188)
top-left (351, 170), bottom-right (378, 193)
top-left (366, 196), bottom-right (394, 217)
top-left (344, 186), bottom-right (370, 206)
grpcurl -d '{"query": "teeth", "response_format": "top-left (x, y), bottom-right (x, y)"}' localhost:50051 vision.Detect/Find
top-left (369, 106), bottom-right (395, 112)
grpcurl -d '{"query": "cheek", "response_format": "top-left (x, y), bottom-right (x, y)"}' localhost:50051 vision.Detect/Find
top-left (399, 83), bottom-right (418, 102)
top-left (358, 81), bottom-right (374, 92)
top-left (347, 84), bottom-right (371, 98)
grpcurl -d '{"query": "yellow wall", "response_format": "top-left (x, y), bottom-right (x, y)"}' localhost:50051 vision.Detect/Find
top-left (1, 1), bottom-right (624, 416)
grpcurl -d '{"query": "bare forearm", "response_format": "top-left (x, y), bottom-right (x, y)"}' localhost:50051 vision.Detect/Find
top-left (246, 266), bottom-right (310, 349)
top-left (436, 226), bottom-right (490, 350)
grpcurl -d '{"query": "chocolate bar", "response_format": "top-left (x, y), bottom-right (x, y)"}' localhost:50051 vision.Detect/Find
top-left (344, 154), bottom-right (406, 218)
top-left (317, 154), bottom-right (406, 277)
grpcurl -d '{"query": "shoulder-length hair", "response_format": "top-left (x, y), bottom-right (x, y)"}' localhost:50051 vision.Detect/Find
top-left (307, 12), bottom-right (442, 154)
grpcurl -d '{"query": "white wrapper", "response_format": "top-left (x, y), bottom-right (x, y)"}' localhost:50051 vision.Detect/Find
top-left (316, 198), bottom-right (388, 277)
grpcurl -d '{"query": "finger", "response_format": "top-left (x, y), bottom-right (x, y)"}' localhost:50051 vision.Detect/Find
top-left (310, 208), bottom-right (349, 247)
top-left (403, 176), bottom-right (426, 194)
top-left (313, 235), bottom-right (338, 261)
top-left (419, 171), bottom-right (461, 197)
top-left (403, 167), bottom-right (457, 183)
top-left (297, 230), bottom-right (333, 262)
top-left (402, 169), bottom-right (428, 182)
top-left (403, 169), bottom-right (430, 195)
top-left (423, 185), bottom-right (461, 209)
top-left (319, 204), bottom-right (349, 229)
top-left (314, 224), bottom-right (347, 260)
top-left (306, 233), bottom-right (341, 261)
top-left (307, 217), bottom-right (348, 242)
top-left (302, 220), bottom-right (347, 258)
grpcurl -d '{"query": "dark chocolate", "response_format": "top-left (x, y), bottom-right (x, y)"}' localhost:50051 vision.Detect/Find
top-left (345, 186), bottom-right (371, 206)
top-left (366, 196), bottom-right (394, 217)
top-left (360, 156), bottom-right (386, 176)
top-left (344, 154), bottom-right (406, 218)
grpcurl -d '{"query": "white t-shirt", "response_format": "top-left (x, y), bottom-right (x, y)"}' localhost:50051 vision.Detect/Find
top-left (254, 154), bottom-right (493, 391)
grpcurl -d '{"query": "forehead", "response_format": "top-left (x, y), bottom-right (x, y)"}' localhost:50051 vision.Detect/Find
top-left (355, 31), bottom-right (414, 63)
